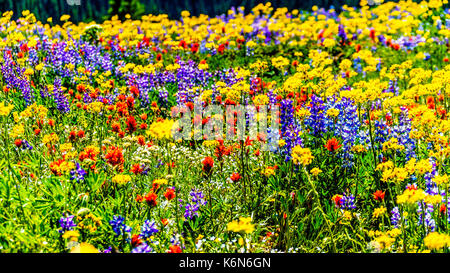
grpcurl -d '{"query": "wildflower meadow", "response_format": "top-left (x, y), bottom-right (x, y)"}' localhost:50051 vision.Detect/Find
top-left (1, 0), bottom-right (450, 254)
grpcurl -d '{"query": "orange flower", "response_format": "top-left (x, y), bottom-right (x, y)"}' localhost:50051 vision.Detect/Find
top-left (230, 172), bottom-right (241, 182)
top-left (164, 187), bottom-right (176, 201)
top-left (325, 138), bottom-right (342, 153)
top-left (202, 156), bottom-right (214, 175)
top-left (373, 190), bottom-right (385, 202)
top-left (130, 163), bottom-right (143, 174)
top-left (168, 245), bottom-right (182, 253)
top-left (145, 192), bottom-right (158, 207)
top-left (105, 146), bottom-right (124, 167)
top-left (126, 115), bottom-right (137, 133)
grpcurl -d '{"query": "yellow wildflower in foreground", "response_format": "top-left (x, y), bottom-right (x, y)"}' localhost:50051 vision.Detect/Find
top-left (262, 166), bottom-right (275, 177)
top-left (62, 230), bottom-right (80, 241)
top-left (396, 188), bottom-right (426, 205)
top-left (291, 145), bottom-right (314, 166)
top-left (227, 217), bottom-right (255, 234)
top-left (70, 242), bottom-right (99, 253)
top-left (372, 206), bottom-right (387, 219)
top-left (0, 102), bottom-right (14, 116)
top-left (153, 178), bottom-right (168, 185)
top-left (424, 232), bottom-right (450, 251)
top-left (147, 119), bottom-right (175, 140)
top-left (310, 167), bottom-right (322, 176)
top-left (112, 174), bottom-right (131, 185)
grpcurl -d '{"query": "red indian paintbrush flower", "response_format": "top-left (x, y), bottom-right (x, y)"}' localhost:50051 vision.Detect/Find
top-left (230, 172), bottom-right (241, 182)
top-left (325, 138), bottom-right (342, 152)
top-left (105, 146), bottom-right (124, 166)
top-left (168, 245), bottom-right (182, 253)
top-left (164, 187), bottom-right (176, 201)
top-left (373, 190), bottom-right (385, 201)
top-left (126, 115), bottom-right (137, 133)
top-left (145, 192), bottom-right (158, 207)
top-left (202, 156), bottom-right (214, 175)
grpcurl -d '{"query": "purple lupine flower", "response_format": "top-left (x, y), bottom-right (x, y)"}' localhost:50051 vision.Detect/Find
top-left (339, 192), bottom-right (356, 210)
top-left (180, 188), bottom-right (207, 220)
top-left (280, 98), bottom-right (301, 160)
top-left (103, 247), bottom-right (112, 253)
top-left (109, 215), bottom-right (132, 237)
top-left (53, 78), bottom-right (70, 113)
top-left (70, 163), bottom-right (87, 182)
top-left (391, 207), bottom-right (401, 228)
top-left (20, 140), bottom-right (33, 150)
top-left (140, 220), bottom-right (159, 239)
top-left (131, 242), bottom-right (153, 253)
top-left (305, 94), bottom-right (327, 138)
top-left (338, 24), bottom-right (347, 44)
top-left (59, 214), bottom-right (77, 233)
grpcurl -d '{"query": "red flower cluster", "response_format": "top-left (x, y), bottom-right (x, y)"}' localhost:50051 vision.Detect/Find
top-left (105, 146), bottom-right (124, 167)
top-left (202, 156), bottom-right (214, 175)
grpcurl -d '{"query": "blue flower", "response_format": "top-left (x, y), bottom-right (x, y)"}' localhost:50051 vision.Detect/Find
top-left (131, 242), bottom-right (153, 253)
top-left (109, 215), bottom-right (132, 237)
top-left (140, 220), bottom-right (159, 239)
top-left (70, 163), bottom-right (87, 182)
top-left (59, 214), bottom-right (77, 233)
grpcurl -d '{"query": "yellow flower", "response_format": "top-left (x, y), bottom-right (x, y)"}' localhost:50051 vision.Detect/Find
top-left (351, 144), bottom-right (366, 153)
top-left (397, 188), bottom-right (426, 205)
top-left (291, 145), bottom-right (314, 166)
top-left (326, 108), bottom-right (340, 118)
top-left (271, 56), bottom-right (290, 70)
top-left (112, 174), bottom-right (131, 185)
top-left (374, 234), bottom-right (395, 249)
top-left (70, 242), bottom-right (98, 253)
top-left (87, 101), bottom-right (103, 113)
top-left (424, 232), bottom-right (450, 251)
top-left (262, 167), bottom-right (275, 177)
top-left (424, 194), bottom-right (442, 205)
top-left (0, 102), bottom-right (14, 116)
top-left (253, 94), bottom-right (270, 106)
top-left (310, 167), bottom-right (322, 176)
top-left (62, 230), bottom-right (80, 241)
top-left (373, 206), bottom-right (387, 219)
top-left (433, 174), bottom-right (449, 186)
top-left (227, 217), bottom-right (255, 234)
top-left (10, 124), bottom-right (25, 138)
top-left (147, 119), bottom-right (175, 140)
top-left (60, 143), bottom-right (73, 153)
top-left (60, 14), bottom-right (71, 21)
top-left (153, 178), bottom-right (168, 185)
top-left (415, 159), bottom-right (432, 175)
top-left (42, 133), bottom-right (59, 144)
top-left (322, 38), bottom-right (335, 48)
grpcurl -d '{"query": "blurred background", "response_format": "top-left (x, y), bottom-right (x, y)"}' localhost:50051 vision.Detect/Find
top-left (2, 0), bottom-right (380, 23)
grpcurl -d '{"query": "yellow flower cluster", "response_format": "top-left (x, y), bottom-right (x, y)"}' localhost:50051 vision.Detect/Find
top-left (291, 145), bottom-right (314, 166)
top-left (153, 178), bottom-right (168, 185)
top-left (253, 94), bottom-right (270, 106)
top-left (227, 217), bottom-right (255, 234)
top-left (424, 232), bottom-right (450, 251)
top-left (112, 174), bottom-right (131, 185)
top-left (43, 133), bottom-right (59, 144)
top-left (372, 206), bottom-right (387, 219)
top-left (0, 102), bottom-right (14, 116)
top-left (396, 188), bottom-right (426, 205)
top-left (382, 138), bottom-right (405, 152)
top-left (147, 119), bottom-right (175, 140)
